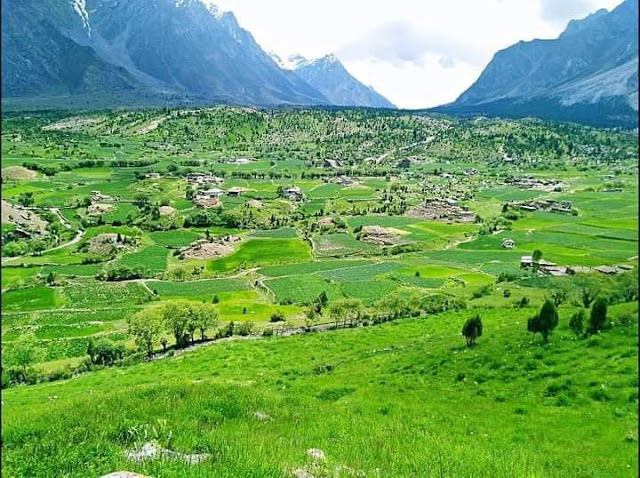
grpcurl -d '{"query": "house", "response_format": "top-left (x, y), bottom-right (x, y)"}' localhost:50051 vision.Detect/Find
top-left (595, 265), bottom-right (617, 275)
top-left (501, 239), bottom-right (515, 249)
top-left (520, 256), bottom-right (556, 270)
top-left (283, 186), bottom-right (303, 200)
top-left (323, 159), bottom-right (341, 169)
top-left (232, 157), bottom-right (254, 165)
top-left (91, 191), bottom-right (113, 202)
top-left (227, 187), bottom-right (244, 197)
top-left (198, 188), bottom-right (224, 199)
top-left (145, 172), bottom-right (161, 179)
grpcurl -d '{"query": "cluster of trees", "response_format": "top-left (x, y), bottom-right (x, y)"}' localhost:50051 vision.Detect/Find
top-left (127, 301), bottom-right (219, 356)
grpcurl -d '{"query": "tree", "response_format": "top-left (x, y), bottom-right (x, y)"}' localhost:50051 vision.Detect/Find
top-left (9, 333), bottom-right (43, 377)
top-left (17, 192), bottom-right (34, 207)
top-left (87, 338), bottom-right (96, 363)
top-left (93, 339), bottom-right (124, 365)
top-left (569, 310), bottom-right (585, 336)
top-left (190, 303), bottom-right (218, 341)
top-left (527, 300), bottom-right (558, 343)
top-left (461, 315), bottom-right (483, 346)
top-left (134, 193), bottom-right (151, 210)
top-left (162, 301), bottom-right (191, 348)
top-left (128, 309), bottom-right (162, 357)
top-left (551, 283), bottom-right (569, 306)
top-left (315, 291), bottom-right (329, 308)
top-left (328, 298), bottom-right (363, 327)
top-left (588, 298), bottom-right (608, 335)
top-left (576, 277), bottom-right (600, 308)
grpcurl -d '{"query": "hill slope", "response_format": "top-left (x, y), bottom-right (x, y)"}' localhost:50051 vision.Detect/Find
top-left (2, 306), bottom-right (637, 476)
top-left (434, 0), bottom-right (639, 128)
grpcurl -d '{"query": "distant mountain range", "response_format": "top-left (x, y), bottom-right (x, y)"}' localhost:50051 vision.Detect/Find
top-left (271, 53), bottom-right (396, 109)
top-left (1, 0), bottom-right (394, 110)
top-left (433, 0), bottom-right (639, 128)
top-left (2, 0), bottom-right (636, 127)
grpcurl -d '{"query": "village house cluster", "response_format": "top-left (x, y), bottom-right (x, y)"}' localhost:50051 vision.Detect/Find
top-left (513, 199), bottom-right (573, 214)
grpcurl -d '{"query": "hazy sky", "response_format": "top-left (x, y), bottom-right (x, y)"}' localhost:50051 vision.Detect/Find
top-left (214, 0), bottom-right (624, 109)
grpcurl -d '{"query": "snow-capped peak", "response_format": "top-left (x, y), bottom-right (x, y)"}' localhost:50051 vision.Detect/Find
top-left (269, 52), bottom-right (310, 70)
top-left (174, 0), bottom-right (228, 20)
top-left (270, 52), bottom-right (341, 71)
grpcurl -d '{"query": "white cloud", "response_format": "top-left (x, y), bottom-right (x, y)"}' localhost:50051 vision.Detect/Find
top-left (214, 0), bottom-right (625, 108)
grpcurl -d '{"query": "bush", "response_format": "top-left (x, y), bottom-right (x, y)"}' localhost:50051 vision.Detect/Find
top-left (270, 311), bottom-right (285, 323)
top-left (569, 310), bottom-right (585, 336)
top-left (237, 322), bottom-right (254, 336)
top-left (262, 327), bottom-right (274, 337)
top-left (461, 315), bottom-right (483, 346)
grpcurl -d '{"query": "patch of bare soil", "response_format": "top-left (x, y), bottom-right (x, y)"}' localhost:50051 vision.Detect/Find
top-left (406, 200), bottom-right (476, 223)
top-left (135, 116), bottom-right (170, 135)
top-left (87, 204), bottom-right (113, 215)
top-left (181, 236), bottom-right (241, 260)
top-left (246, 200), bottom-right (263, 208)
top-left (159, 205), bottom-right (176, 216)
top-left (360, 225), bottom-right (407, 246)
top-left (1, 200), bottom-right (48, 234)
top-left (42, 116), bottom-right (103, 131)
top-left (88, 234), bottom-right (131, 255)
top-left (1, 166), bottom-right (37, 180)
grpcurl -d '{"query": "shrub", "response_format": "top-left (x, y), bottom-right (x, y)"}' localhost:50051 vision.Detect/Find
top-left (461, 315), bottom-right (483, 347)
top-left (262, 327), bottom-right (274, 337)
top-left (569, 310), bottom-right (585, 336)
top-left (237, 322), bottom-right (254, 336)
top-left (270, 311), bottom-right (285, 323)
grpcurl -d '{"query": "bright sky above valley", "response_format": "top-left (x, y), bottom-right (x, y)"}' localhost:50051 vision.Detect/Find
top-left (214, 0), bottom-right (624, 109)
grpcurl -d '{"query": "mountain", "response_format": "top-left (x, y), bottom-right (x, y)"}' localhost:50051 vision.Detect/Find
top-left (2, 0), bottom-right (329, 108)
top-left (272, 53), bottom-right (396, 109)
top-left (433, 0), bottom-right (638, 128)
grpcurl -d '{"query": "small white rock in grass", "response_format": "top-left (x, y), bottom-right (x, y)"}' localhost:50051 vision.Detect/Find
top-left (254, 411), bottom-right (271, 421)
top-left (125, 441), bottom-right (210, 465)
top-left (292, 469), bottom-right (315, 478)
top-left (307, 448), bottom-right (326, 461)
top-left (100, 472), bottom-right (151, 478)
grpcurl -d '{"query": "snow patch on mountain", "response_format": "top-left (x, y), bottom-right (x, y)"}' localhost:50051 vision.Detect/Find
top-left (71, 0), bottom-right (91, 35)
top-left (174, 0), bottom-right (228, 19)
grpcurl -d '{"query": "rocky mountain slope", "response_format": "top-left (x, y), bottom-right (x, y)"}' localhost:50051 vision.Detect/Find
top-left (2, 0), bottom-right (329, 107)
top-left (433, 0), bottom-right (638, 128)
top-left (273, 53), bottom-right (396, 108)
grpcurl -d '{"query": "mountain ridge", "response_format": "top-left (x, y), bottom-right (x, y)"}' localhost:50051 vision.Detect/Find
top-left (432, 0), bottom-right (638, 128)
top-left (271, 52), bottom-right (396, 109)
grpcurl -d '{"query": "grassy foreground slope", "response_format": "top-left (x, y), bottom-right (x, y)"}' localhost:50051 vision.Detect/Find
top-left (2, 306), bottom-right (637, 477)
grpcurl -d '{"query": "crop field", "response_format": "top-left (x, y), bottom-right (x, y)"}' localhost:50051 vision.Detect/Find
top-left (1, 107), bottom-right (638, 476)
top-left (208, 238), bottom-right (312, 272)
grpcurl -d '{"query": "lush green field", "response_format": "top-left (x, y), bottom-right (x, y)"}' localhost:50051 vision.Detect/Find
top-left (1, 107), bottom-right (638, 477)
top-left (2, 305), bottom-right (637, 477)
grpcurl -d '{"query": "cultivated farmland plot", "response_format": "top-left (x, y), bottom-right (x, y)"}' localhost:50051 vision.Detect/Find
top-left (1, 107), bottom-right (638, 477)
